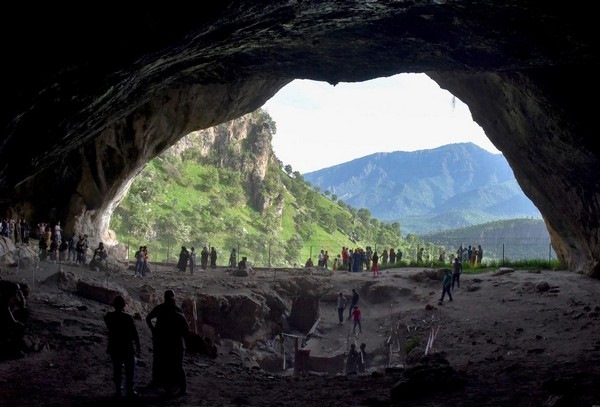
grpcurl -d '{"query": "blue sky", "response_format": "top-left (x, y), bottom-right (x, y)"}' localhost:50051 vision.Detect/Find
top-left (262, 73), bottom-right (500, 174)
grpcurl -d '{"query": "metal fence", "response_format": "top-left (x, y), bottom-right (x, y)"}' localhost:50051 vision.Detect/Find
top-left (417, 237), bottom-right (557, 265)
top-left (121, 236), bottom-right (557, 268)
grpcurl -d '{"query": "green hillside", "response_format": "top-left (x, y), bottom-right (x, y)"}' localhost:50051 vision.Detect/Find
top-left (109, 110), bottom-right (412, 267)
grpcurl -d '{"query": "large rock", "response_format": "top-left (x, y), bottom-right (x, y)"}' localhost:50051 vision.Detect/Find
top-left (1, 3), bottom-right (598, 277)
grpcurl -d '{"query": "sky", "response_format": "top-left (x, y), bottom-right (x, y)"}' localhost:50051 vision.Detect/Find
top-left (262, 73), bottom-right (500, 174)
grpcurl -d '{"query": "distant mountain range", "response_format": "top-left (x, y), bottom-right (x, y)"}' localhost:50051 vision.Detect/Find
top-left (304, 143), bottom-right (542, 235)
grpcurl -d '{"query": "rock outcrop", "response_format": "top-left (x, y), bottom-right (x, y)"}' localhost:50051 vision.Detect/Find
top-left (2, 3), bottom-right (598, 277)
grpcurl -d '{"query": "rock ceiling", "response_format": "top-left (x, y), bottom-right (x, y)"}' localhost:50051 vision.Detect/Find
top-left (2, 2), bottom-right (598, 277)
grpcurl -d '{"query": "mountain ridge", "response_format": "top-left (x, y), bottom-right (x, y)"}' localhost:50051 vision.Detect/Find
top-left (304, 143), bottom-right (542, 234)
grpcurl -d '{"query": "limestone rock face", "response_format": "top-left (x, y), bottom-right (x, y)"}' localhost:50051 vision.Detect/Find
top-left (1, 3), bottom-right (599, 277)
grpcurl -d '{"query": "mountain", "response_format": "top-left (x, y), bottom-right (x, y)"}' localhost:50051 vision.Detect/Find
top-left (110, 110), bottom-right (407, 267)
top-left (303, 143), bottom-right (542, 235)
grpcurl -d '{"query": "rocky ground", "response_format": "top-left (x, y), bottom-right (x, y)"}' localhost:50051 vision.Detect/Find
top-left (0, 248), bottom-right (599, 407)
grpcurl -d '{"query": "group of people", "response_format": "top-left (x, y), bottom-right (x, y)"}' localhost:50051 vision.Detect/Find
top-left (455, 244), bottom-right (484, 267)
top-left (104, 289), bottom-right (189, 398)
top-left (335, 289), bottom-right (369, 374)
top-left (1, 217), bottom-right (30, 244)
top-left (307, 246), bottom-right (404, 274)
top-left (134, 246), bottom-right (150, 277)
top-left (176, 246), bottom-right (219, 274)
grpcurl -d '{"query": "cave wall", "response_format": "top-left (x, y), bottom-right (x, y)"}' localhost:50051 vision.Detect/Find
top-left (2, 2), bottom-right (599, 277)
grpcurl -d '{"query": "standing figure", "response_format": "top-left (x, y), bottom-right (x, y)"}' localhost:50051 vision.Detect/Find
top-left (346, 343), bottom-right (359, 375)
top-left (69, 234), bottom-right (79, 263)
top-left (352, 305), bottom-right (362, 335)
top-left (176, 246), bottom-right (190, 273)
top-left (146, 290), bottom-right (189, 397)
top-left (417, 247), bottom-right (424, 263)
top-left (477, 244), bottom-right (483, 265)
top-left (371, 251), bottom-right (379, 277)
top-left (189, 247), bottom-right (196, 275)
top-left (200, 246), bottom-right (209, 270)
top-left (104, 295), bottom-right (140, 398)
top-left (134, 246), bottom-right (144, 277)
top-left (357, 343), bottom-right (367, 373)
top-left (209, 247), bottom-right (218, 269)
top-left (229, 248), bottom-right (237, 268)
top-left (336, 292), bottom-right (347, 325)
top-left (452, 257), bottom-right (462, 290)
top-left (348, 289), bottom-right (359, 320)
top-left (440, 269), bottom-right (453, 302)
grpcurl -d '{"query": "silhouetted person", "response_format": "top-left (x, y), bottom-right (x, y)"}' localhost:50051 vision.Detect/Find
top-left (104, 295), bottom-right (140, 398)
top-left (176, 246), bottom-right (189, 273)
top-left (452, 257), bottom-right (463, 290)
top-left (348, 289), bottom-right (359, 320)
top-left (357, 343), bottom-right (367, 373)
top-left (440, 269), bottom-right (453, 302)
top-left (0, 280), bottom-right (29, 360)
top-left (89, 241), bottom-right (108, 270)
top-left (346, 343), bottom-right (359, 375)
top-left (146, 290), bottom-right (189, 397)
top-left (200, 246), bottom-right (209, 270)
top-left (210, 247), bottom-right (217, 269)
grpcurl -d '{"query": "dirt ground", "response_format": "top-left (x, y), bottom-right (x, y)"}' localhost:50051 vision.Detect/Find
top-left (0, 255), bottom-right (599, 407)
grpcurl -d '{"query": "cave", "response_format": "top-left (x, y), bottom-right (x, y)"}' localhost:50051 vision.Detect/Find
top-left (2, 3), bottom-right (599, 277)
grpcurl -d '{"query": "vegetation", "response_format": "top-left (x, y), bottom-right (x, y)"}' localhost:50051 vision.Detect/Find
top-left (110, 109), bottom-right (558, 269)
top-left (110, 110), bottom-right (423, 267)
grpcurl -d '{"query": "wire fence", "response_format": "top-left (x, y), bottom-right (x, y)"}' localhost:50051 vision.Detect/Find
top-left (121, 236), bottom-right (557, 268)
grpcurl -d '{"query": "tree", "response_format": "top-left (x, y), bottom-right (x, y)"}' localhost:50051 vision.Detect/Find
top-left (284, 164), bottom-right (293, 175)
top-left (357, 208), bottom-right (371, 224)
top-left (331, 194), bottom-right (338, 202)
top-left (324, 190), bottom-right (331, 197)
top-left (292, 171), bottom-right (303, 181)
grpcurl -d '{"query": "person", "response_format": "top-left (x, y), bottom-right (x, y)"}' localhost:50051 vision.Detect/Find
top-left (305, 257), bottom-right (314, 267)
top-left (352, 305), bottom-right (362, 334)
top-left (417, 247), bottom-right (424, 263)
top-left (69, 234), bottom-right (79, 263)
top-left (348, 289), bottom-right (359, 320)
top-left (346, 343), bottom-right (359, 375)
top-left (176, 246), bottom-right (190, 273)
top-left (477, 244), bottom-right (484, 265)
top-left (0, 280), bottom-right (29, 360)
top-left (89, 242), bottom-right (108, 269)
top-left (357, 343), bottom-right (367, 373)
top-left (146, 290), bottom-right (189, 397)
top-left (229, 248), bottom-right (237, 268)
top-left (237, 256), bottom-right (254, 275)
top-left (336, 292), bottom-right (347, 325)
top-left (189, 247), bottom-right (196, 275)
top-left (200, 246), bottom-right (209, 270)
top-left (397, 248), bottom-right (403, 263)
top-left (141, 246), bottom-right (150, 275)
top-left (134, 246), bottom-right (144, 278)
top-left (210, 247), bottom-right (218, 269)
top-left (440, 269), bottom-right (453, 302)
top-left (371, 250), bottom-right (379, 277)
top-left (452, 257), bottom-right (462, 290)
top-left (104, 295), bottom-right (140, 398)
